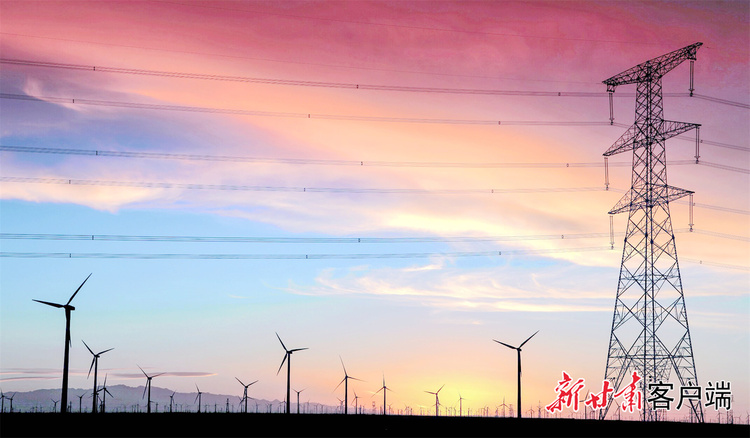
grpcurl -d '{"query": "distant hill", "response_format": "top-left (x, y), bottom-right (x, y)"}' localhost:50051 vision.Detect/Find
top-left (2, 385), bottom-right (334, 414)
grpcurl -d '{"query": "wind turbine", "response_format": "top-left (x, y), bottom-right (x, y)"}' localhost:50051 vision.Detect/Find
top-left (138, 365), bottom-right (163, 414)
top-left (293, 388), bottom-right (305, 414)
top-left (335, 357), bottom-right (361, 415)
top-left (195, 384), bottom-right (203, 413)
top-left (33, 273), bottom-right (92, 413)
top-left (1, 390), bottom-right (6, 413)
top-left (458, 393), bottom-right (466, 417)
top-left (275, 333), bottom-right (308, 414)
top-left (499, 397), bottom-right (509, 417)
top-left (82, 340), bottom-right (113, 414)
top-left (7, 393), bottom-right (15, 413)
top-left (425, 384), bottom-right (444, 417)
top-left (352, 391), bottom-right (360, 415)
top-left (374, 375), bottom-right (392, 415)
top-left (76, 392), bottom-right (86, 413)
top-left (235, 377), bottom-right (258, 414)
top-left (99, 375), bottom-right (113, 413)
top-left (51, 398), bottom-right (59, 413)
top-left (494, 330), bottom-right (538, 419)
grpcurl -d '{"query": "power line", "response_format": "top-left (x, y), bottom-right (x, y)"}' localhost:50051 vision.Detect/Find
top-left (0, 32), bottom-right (593, 84)
top-left (0, 176), bottom-right (605, 195)
top-left (0, 246), bottom-right (612, 260)
top-left (4, 59), bottom-right (748, 109)
top-left (0, 93), bottom-right (615, 126)
top-left (3, 176), bottom-right (747, 214)
top-left (1, 228), bottom-right (744, 244)
top-left (2, 145), bottom-right (747, 172)
top-left (1, 249), bottom-right (745, 270)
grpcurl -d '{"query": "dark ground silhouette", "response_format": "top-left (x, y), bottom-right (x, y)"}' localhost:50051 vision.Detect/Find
top-left (2, 412), bottom-right (749, 437)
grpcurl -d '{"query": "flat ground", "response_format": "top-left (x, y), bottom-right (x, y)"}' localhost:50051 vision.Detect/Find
top-left (1, 412), bottom-right (748, 437)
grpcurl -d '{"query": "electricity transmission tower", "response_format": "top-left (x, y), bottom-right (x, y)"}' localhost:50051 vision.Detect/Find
top-left (601, 42), bottom-right (704, 422)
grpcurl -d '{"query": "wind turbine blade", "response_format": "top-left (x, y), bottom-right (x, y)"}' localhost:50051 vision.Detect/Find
top-left (437, 384), bottom-right (445, 393)
top-left (277, 353), bottom-right (288, 375)
top-left (137, 365), bottom-right (148, 378)
top-left (249, 380), bottom-right (258, 386)
top-left (82, 340), bottom-right (95, 355)
top-left (142, 383), bottom-right (147, 399)
top-left (374, 387), bottom-right (383, 395)
top-left (425, 391), bottom-right (435, 395)
top-left (32, 299), bottom-right (63, 308)
top-left (195, 384), bottom-right (200, 393)
top-left (290, 347), bottom-right (308, 353)
top-left (99, 348), bottom-right (114, 355)
top-left (87, 358), bottom-right (95, 378)
top-left (275, 332), bottom-right (288, 352)
top-left (153, 373), bottom-right (165, 378)
top-left (334, 377), bottom-right (346, 391)
top-left (519, 330), bottom-right (539, 349)
top-left (235, 377), bottom-right (245, 386)
top-left (67, 273), bottom-right (92, 305)
top-left (339, 356), bottom-right (347, 375)
top-left (195, 394), bottom-right (200, 403)
top-left (493, 339), bottom-right (518, 350)
top-left (350, 376), bottom-right (364, 382)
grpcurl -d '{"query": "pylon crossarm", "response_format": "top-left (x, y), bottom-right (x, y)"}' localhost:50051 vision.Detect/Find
top-left (604, 124), bottom-right (640, 156)
top-left (603, 43), bottom-right (703, 89)
top-left (660, 121), bottom-right (701, 141)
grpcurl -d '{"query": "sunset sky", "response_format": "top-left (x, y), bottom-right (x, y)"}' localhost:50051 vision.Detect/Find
top-left (0, 0), bottom-right (747, 419)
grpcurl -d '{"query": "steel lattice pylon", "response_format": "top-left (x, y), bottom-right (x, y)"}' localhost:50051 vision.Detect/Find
top-left (601, 42), bottom-right (704, 422)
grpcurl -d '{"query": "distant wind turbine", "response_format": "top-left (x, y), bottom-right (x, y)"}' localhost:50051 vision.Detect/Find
top-left (51, 398), bottom-right (59, 413)
top-left (293, 388), bottom-right (305, 414)
top-left (82, 340), bottom-right (113, 414)
top-left (425, 384), bottom-right (445, 417)
top-left (138, 365), bottom-right (164, 414)
top-left (195, 384), bottom-right (203, 413)
top-left (99, 375), bottom-right (113, 413)
top-left (7, 393), bottom-right (15, 413)
top-left (235, 377), bottom-right (258, 414)
top-left (169, 392), bottom-right (175, 413)
top-left (352, 391), bottom-right (360, 414)
top-left (458, 393), bottom-right (466, 417)
top-left (494, 330), bottom-right (538, 419)
top-left (1, 390), bottom-right (6, 413)
top-left (275, 332), bottom-right (308, 414)
top-left (335, 357), bottom-right (361, 415)
top-left (76, 392), bottom-right (86, 413)
top-left (374, 375), bottom-right (393, 415)
top-left (33, 273), bottom-right (92, 413)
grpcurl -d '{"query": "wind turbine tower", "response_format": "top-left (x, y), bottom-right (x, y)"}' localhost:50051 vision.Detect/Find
top-left (494, 330), bottom-right (538, 419)
top-left (236, 377), bottom-right (258, 414)
top-left (374, 375), bottom-right (392, 415)
top-left (425, 384), bottom-right (444, 417)
top-left (83, 340), bottom-right (113, 414)
top-left (335, 357), bottom-right (361, 415)
top-left (601, 42), bottom-right (704, 422)
top-left (276, 333), bottom-right (308, 414)
top-left (138, 365), bottom-right (163, 414)
top-left (33, 273), bottom-right (91, 413)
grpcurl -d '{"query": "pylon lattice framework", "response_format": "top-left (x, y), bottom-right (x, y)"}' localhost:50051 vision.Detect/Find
top-left (601, 42), bottom-right (704, 422)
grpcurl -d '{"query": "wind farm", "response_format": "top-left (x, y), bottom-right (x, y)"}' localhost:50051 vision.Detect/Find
top-left (1, 1), bottom-right (748, 437)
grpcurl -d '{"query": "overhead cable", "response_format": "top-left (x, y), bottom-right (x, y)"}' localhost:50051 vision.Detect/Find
top-left (0, 246), bottom-right (612, 260)
top-left (0, 176), bottom-right (605, 195)
top-left (0, 93), bottom-right (614, 126)
top-left (1, 145), bottom-right (746, 172)
top-left (3, 59), bottom-right (748, 109)
top-left (2, 228), bottom-right (745, 243)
